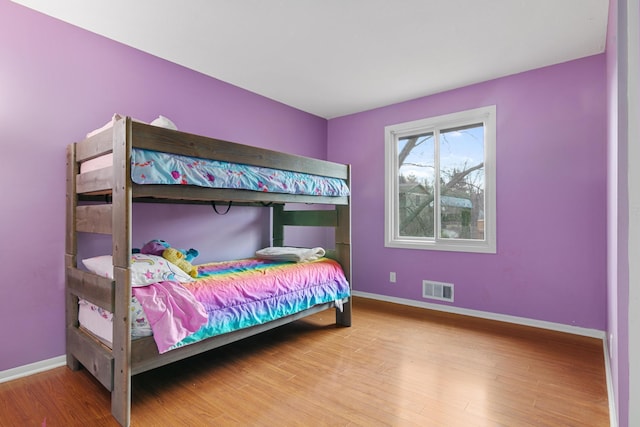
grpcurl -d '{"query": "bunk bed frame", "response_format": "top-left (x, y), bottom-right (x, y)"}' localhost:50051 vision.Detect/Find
top-left (65, 116), bottom-right (351, 426)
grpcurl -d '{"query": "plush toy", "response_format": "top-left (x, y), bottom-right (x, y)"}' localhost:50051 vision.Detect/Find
top-left (182, 248), bottom-right (199, 262)
top-left (162, 247), bottom-right (198, 278)
top-left (137, 239), bottom-right (170, 256)
top-left (136, 239), bottom-right (199, 262)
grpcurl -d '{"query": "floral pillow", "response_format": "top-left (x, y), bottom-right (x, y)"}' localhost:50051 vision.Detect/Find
top-left (82, 253), bottom-right (194, 287)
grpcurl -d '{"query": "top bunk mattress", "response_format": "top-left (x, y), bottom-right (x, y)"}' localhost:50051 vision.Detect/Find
top-left (130, 148), bottom-right (350, 197)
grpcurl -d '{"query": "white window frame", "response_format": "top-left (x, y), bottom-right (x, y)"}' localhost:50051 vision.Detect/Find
top-left (384, 105), bottom-right (496, 253)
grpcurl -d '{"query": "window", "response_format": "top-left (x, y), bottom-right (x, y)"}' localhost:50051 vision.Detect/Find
top-left (384, 105), bottom-right (496, 253)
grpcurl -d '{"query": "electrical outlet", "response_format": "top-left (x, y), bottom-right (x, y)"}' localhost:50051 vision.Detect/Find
top-left (389, 272), bottom-right (396, 283)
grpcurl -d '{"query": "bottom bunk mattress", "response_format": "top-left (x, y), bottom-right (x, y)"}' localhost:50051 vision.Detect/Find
top-left (78, 296), bottom-right (153, 345)
top-left (79, 257), bottom-right (350, 353)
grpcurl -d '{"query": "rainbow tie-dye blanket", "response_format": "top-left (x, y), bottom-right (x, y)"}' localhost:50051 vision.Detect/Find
top-left (168, 257), bottom-right (350, 351)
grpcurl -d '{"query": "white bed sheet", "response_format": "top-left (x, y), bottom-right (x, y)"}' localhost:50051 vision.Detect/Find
top-left (80, 153), bottom-right (113, 174)
top-left (78, 297), bottom-right (152, 346)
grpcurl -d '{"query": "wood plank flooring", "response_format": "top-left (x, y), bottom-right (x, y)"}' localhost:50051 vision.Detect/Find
top-left (0, 297), bottom-right (610, 426)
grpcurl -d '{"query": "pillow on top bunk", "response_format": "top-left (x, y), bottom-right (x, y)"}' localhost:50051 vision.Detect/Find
top-left (86, 114), bottom-right (178, 138)
top-left (150, 115), bottom-right (177, 130)
top-left (82, 253), bottom-right (194, 287)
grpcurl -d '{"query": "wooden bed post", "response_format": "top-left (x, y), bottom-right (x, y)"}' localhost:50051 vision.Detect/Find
top-left (65, 144), bottom-right (81, 371)
top-left (272, 204), bottom-right (285, 247)
top-left (335, 203), bottom-right (352, 327)
top-left (334, 164), bottom-right (352, 326)
top-left (111, 117), bottom-right (133, 427)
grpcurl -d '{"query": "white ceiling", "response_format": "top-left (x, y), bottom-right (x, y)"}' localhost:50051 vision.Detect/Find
top-left (12, 0), bottom-right (609, 119)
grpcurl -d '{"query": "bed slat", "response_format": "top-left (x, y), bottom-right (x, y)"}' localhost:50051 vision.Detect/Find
top-left (76, 167), bottom-right (114, 194)
top-left (66, 267), bottom-right (114, 312)
top-left (76, 205), bottom-right (112, 234)
top-left (76, 127), bottom-right (114, 162)
top-left (67, 327), bottom-right (114, 390)
top-left (274, 209), bottom-right (338, 227)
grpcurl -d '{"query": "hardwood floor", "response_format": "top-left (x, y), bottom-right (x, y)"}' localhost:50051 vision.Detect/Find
top-left (0, 297), bottom-right (610, 426)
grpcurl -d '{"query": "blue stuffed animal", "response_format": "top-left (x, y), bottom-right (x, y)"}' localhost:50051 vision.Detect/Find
top-left (182, 248), bottom-right (199, 262)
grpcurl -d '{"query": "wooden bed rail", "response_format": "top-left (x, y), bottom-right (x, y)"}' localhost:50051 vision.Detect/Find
top-left (75, 126), bottom-right (114, 162)
top-left (66, 267), bottom-right (114, 312)
top-left (130, 184), bottom-right (348, 205)
top-left (129, 120), bottom-right (348, 180)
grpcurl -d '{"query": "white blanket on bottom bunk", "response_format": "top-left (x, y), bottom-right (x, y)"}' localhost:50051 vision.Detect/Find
top-left (255, 247), bottom-right (326, 263)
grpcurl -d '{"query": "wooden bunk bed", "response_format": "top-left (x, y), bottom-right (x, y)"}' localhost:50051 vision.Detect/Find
top-left (65, 116), bottom-right (351, 426)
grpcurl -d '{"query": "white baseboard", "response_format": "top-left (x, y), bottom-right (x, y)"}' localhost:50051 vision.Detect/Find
top-left (352, 291), bottom-right (606, 339)
top-left (603, 337), bottom-right (619, 427)
top-left (0, 355), bottom-right (66, 384)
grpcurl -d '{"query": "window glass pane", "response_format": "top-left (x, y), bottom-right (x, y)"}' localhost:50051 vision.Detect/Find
top-left (397, 133), bottom-right (434, 237)
top-left (439, 124), bottom-right (485, 240)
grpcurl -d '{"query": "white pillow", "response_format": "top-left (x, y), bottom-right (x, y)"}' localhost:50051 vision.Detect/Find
top-left (255, 246), bottom-right (326, 263)
top-left (82, 253), bottom-right (194, 287)
top-left (150, 115), bottom-right (177, 130)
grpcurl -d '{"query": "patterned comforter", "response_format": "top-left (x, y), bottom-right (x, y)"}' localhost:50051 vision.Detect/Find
top-left (131, 149), bottom-right (350, 197)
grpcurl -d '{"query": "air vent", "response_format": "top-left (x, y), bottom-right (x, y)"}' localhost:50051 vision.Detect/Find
top-left (422, 280), bottom-right (454, 302)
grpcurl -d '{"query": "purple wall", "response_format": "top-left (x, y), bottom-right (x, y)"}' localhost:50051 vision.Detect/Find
top-left (328, 55), bottom-right (607, 329)
top-left (0, 1), bottom-right (327, 371)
